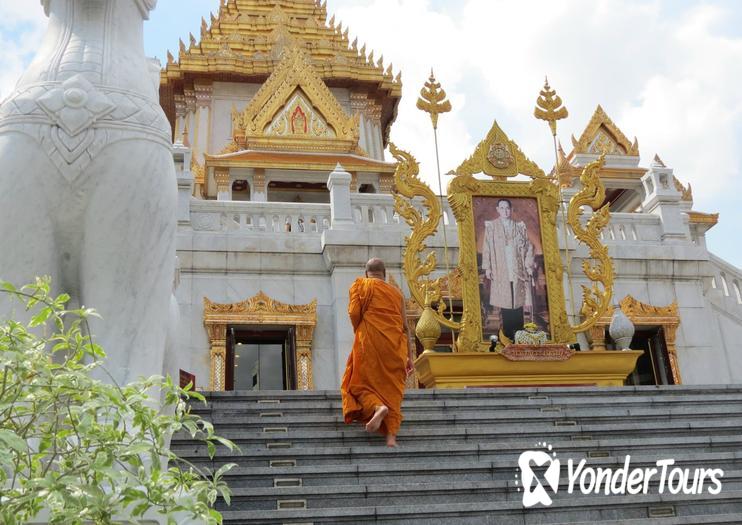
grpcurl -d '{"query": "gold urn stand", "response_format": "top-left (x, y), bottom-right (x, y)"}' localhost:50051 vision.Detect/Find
top-left (414, 345), bottom-right (643, 388)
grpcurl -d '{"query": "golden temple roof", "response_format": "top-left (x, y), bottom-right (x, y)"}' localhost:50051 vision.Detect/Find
top-left (204, 148), bottom-right (397, 173)
top-left (160, 0), bottom-right (401, 143)
top-left (570, 105), bottom-right (639, 157)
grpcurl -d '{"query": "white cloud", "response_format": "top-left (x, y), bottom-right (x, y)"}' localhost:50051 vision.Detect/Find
top-left (0, 1), bottom-right (46, 100)
top-left (332, 0), bottom-right (742, 263)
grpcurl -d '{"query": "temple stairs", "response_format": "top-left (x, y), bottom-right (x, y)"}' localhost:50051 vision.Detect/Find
top-left (172, 386), bottom-right (742, 524)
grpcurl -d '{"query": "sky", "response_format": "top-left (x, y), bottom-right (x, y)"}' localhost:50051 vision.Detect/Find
top-left (1, 0), bottom-right (741, 267)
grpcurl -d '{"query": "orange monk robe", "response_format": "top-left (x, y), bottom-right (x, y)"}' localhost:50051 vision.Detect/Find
top-left (341, 277), bottom-right (409, 435)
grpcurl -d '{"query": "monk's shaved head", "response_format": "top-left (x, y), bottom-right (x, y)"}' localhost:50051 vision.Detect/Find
top-left (365, 257), bottom-right (386, 277)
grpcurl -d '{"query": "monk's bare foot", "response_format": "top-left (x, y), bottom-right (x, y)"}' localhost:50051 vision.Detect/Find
top-left (365, 405), bottom-right (388, 433)
top-left (386, 434), bottom-right (398, 447)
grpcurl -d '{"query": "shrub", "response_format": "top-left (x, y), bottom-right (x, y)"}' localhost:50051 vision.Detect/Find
top-left (0, 277), bottom-right (236, 524)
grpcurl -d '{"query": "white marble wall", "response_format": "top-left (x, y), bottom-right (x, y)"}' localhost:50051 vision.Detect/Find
top-left (170, 162), bottom-right (742, 389)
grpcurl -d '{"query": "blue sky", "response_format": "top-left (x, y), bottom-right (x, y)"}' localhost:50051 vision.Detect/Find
top-left (1, 0), bottom-right (741, 267)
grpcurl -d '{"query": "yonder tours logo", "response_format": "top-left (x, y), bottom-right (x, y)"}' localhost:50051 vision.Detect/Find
top-left (515, 442), bottom-right (725, 508)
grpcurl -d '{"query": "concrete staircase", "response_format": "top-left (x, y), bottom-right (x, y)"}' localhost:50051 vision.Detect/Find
top-left (171, 386), bottom-right (742, 524)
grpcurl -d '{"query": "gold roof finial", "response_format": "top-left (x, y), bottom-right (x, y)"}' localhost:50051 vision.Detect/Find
top-left (534, 76), bottom-right (568, 136)
top-left (416, 69), bottom-right (452, 130)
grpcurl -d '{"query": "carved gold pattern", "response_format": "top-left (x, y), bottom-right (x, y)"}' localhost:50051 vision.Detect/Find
top-left (687, 211), bottom-right (719, 226)
top-left (673, 176), bottom-right (693, 202)
top-left (596, 295), bottom-right (682, 384)
top-left (191, 155), bottom-right (205, 185)
top-left (416, 70), bottom-right (451, 130)
top-left (453, 120), bottom-right (548, 181)
top-left (393, 120), bottom-right (572, 352)
top-left (214, 166), bottom-right (230, 192)
top-left (571, 105), bottom-right (639, 156)
top-left (440, 267), bottom-right (463, 299)
top-left (566, 155), bottom-right (615, 333)
top-left (161, 0), bottom-right (401, 99)
top-left (230, 46), bottom-right (360, 154)
top-left (554, 141), bottom-right (576, 188)
top-left (448, 144), bottom-right (573, 347)
top-left (252, 168), bottom-right (266, 194)
top-left (203, 291), bottom-right (317, 391)
top-left (218, 141), bottom-right (240, 155)
top-left (390, 142), bottom-right (457, 337)
top-left (534, 77), bottom-right (568, 136)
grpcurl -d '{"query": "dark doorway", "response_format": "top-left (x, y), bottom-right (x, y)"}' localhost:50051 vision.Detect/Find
top-left (225, 326), bottom-right (297, 391)
top-left (625, 327), bottom-right (675, 385)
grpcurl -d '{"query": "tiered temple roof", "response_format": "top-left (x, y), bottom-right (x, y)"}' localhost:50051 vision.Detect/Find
top-left (159, 0), bottom-right (402, 144)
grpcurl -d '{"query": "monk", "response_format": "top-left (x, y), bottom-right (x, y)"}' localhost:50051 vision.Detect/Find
top-left (341, 258), bottom-right (414, 447)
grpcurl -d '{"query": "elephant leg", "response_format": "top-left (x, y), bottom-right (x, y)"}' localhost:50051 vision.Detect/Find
top-left (79, 141), bottom-right (177, 386)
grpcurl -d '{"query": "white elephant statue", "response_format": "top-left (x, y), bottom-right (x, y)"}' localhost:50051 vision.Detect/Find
top-left (0, 0), bottom-right (176, 386)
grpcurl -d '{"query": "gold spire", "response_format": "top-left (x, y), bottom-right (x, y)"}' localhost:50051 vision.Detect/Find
top-left (534, 76), bottom-right (568, 136)
top-left (161, 0), bottom-right (401, 96)
top-left (416, 70), bottom-right (452, 130)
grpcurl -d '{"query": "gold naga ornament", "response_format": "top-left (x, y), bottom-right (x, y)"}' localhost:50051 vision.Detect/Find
top-left (393, 76), bottom-right (615, 351)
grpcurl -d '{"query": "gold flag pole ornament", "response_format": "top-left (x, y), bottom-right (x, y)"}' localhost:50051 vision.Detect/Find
top-left (534, 77), bottom-right (578, 325)
top-left (415, 71), bottom-right (456, 338)
top-left (534, 77), bottom-right (614, 334)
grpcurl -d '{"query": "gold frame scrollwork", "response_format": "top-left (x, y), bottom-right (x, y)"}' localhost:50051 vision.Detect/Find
top-left (203, 292), bottom-right (317, 391)
top-left (448, 154), bottom-right (573, 348)
top-left (394, 119), bottom-right (615, 352)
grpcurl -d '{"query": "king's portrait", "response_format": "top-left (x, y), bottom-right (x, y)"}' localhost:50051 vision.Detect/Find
top-left (473, 196), bottom-right (550, 340)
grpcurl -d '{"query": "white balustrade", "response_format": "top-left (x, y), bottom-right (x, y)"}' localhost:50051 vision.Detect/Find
top-left (567, 212), bottom-right (663, 244)
top-left (350, 193), bottom-right (456, 227)
top-left (190, 200), bottom-right (331, 234)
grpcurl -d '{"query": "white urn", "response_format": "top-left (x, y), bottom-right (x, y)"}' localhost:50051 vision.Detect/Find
top-left (609, 305), bottom-right (635, 350)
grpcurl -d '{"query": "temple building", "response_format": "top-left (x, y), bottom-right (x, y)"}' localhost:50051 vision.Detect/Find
top-left (161, 0), bottom-right (742, 392)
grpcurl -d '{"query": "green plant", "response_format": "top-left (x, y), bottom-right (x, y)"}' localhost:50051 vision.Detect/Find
top-left (0, 277), bottom-right (237, 524)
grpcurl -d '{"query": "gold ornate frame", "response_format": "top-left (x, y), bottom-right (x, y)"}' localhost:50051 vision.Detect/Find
top-left (449, 178), bottom-right (571, 349)
top-left (591, 295), bottom-right (682, 384)
top-left (203, 291), bottom-right (317, 391)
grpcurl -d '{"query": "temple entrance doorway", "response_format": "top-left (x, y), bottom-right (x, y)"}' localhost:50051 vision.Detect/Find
top-left (626, 327), bottom-right (675, 385)
top-left (225, 326), bottom-right (296, 391)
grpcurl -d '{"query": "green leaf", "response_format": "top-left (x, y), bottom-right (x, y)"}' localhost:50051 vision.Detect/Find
top-left (0, 429), bottom-right (27, 453)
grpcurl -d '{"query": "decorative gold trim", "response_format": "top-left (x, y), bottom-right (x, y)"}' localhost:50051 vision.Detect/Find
top-left (566, 155), bottom-right (614, 333)
top-left (447, 168), bottom-right (573, 348)
top-left (203, 292), bottom-right (317, 391)
top-left (687, 211), bottom-right (719, 226)
top-left (416, 70), bottom-right (451, 130)
top-left (595, 295), bottom-right (682, 384)
top-left (453, 120), bottom-right (548, 181)
top-left (232, 47), bottom-right (360, 154)
top-left (534, 77), bottom-right (568, 136)
top-left (390, 143), bottom-right (458, 335)
top-left (571, 105), bottom-right (639, 156)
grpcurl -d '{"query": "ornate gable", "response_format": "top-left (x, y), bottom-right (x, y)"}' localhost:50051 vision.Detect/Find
top-left (159, 0), bottom-right (401, 145)
top-left (231, 46), bottom-right (360, 153)
top-left (571, 105), bottom-right (639, 156)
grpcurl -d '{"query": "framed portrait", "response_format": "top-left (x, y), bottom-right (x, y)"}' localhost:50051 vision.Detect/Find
top-left (448, 175), bottom-right (572, 350)
top-left (472, 195), bottom-right (550, 341)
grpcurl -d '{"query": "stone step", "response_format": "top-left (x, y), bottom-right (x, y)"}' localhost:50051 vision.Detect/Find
top-left (218, 470), bottom-right (742, 512)
top-left (195, 391), bottom-right (742, 414)
top-left (190, 404), bottom-right (742, 431)
top-left (555, 516), bottom-right (742, 525)
top-left (215, 450), bottom-right (737, 489)
top-left (201, 385), bottom-right (742, 403)
top-left (219, 489), bottom-right (742, 524)
top-left (172, 418), bottom-right (742, 451)
top-left (199, 395), bottom-right (742, 414)
top-left (173, 438), bottom-right (742, 469)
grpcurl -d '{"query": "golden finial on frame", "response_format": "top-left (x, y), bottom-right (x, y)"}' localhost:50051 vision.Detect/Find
top-left (416, 69), bottom-right (452, 130)
top-left (534, 76), bottom-right (568, 136)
